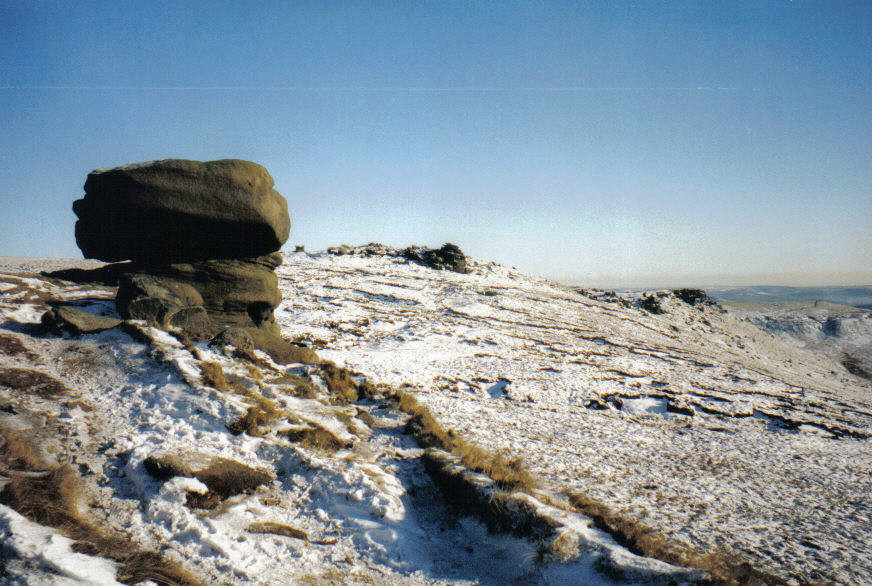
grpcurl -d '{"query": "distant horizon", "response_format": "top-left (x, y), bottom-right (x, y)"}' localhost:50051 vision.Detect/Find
top-left (2, 250), bottom-right (870, 292)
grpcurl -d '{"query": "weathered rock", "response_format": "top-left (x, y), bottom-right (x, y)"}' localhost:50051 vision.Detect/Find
top-left (672, 288), bottom-right (714, 307)
top-left (403, 243), bottom-right (469, 273)
top-left (116, 253), bottom-right (282, 337)
top-left (210, 326), bottom-right (320, 365)
top-left (166, 306), bottom-right (212, 341)
top-left (74, 159), bottom-right (291, 262)
top-left (41, 306), bottom-right (123, 335)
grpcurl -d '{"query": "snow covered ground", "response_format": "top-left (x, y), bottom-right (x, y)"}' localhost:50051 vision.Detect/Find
top-left (275, 250), bottom-right (872, 585)
top-left (0, 258), bottom-right (708, 585)
top-left (725, 300), bottom-right (872, 382)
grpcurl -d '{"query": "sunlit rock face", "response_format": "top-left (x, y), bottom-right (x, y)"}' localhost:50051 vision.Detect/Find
top-left (74, 158), bottom-right (290, 263)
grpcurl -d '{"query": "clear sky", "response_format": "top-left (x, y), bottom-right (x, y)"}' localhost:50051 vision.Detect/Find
top-left (1, 1), bottom-right (870, 287)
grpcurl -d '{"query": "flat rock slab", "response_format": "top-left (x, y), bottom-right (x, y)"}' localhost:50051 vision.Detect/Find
top-left (74, 159), bottom-right (291, 262)
top-left (41, 306), bottom-right (123, 335)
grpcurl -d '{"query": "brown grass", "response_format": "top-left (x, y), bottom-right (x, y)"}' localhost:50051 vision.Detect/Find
top-left (143, 453), bottom-right (274, 500)
top-left (0, 427), bottom-right (51, 470)
top-left (0, 332), bottom-right (38, 360)
top-left (318, 362), bottom-right (360, 404)
top-left (267, 374), bottom-right (319, 399)
top-left (199, 361), bottom-right (228, 392)
top-left (227, 405), bottom-right (272, 436)
top-left (247, 521), bottom-right (308, 541)
top-left (0, 426), bottom-right (201, 585)
top-left (281, 424), bottom-right (351, 451)
top-left (392, 388), bottom-right (538, 490)
top-left (0, 367), bottom-right (68, 399)
top-left (233, 347), bottom-right (281, 372)
top-left (567, 492), bottom-right (786, 585)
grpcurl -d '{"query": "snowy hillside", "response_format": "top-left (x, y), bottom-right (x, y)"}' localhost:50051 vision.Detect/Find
top-left (276, 249), bottom-right (872, 584)
top-left (724, 301), bottom-right (872, 383)
top-left (0, 250), bottom-right (870, 585)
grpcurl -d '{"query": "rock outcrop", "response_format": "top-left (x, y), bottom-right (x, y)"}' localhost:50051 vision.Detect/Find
top-left (326, 242), bottom-right (471, 274)
top-left (115, 252), bottom-right (283, 333)
top-left (74, 159), bottom-right (290, 263)
top-left (63, 159), bottom-right (309, 361)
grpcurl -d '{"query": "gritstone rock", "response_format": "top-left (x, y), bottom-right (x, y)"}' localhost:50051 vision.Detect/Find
top-left (70, 158), bottom-right (290, 348)
top-left (116, 253), bottom-right (283, 339)
top-left (403, 243), bottom-right (469, 273)
top-left (41, 306), bottom-right (123, 335)
top-left (74, 159), bottom-right (291, 262)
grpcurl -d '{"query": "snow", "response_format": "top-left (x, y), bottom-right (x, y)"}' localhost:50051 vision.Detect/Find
top-left (0, 505), bottom-right (121, 585)
top-left (274, 250), bottom-right (872, 584)
top-left (1, 251), bottom-right (870, 584)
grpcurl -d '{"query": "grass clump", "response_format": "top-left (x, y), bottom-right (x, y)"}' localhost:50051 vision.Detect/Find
top-left (199, 361), bottom-right (228, 392)
top-left (567, 492), bottom-right (786, 585)
top-left (227, 405), bottom-right (275, 436)
top-left (281, 424), bottom-right (351, 451)
top-left (0, 367), bottom-right (68, 399)
top-left (143, 453), bottom-right (274, 502)
top-left (318, 362), bottom-right (360, 404)
top-left (0, 426), bottom-right (201, 585)
top-left (0, 332), bottom-right (38, 360)
top-left (393, 388), bottom-right (538, 491)
top-left (267, 374), bottom-right (319, 398)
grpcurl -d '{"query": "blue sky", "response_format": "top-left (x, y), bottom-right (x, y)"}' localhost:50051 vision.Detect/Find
top-left (1, 1), bottom-right (869, 286)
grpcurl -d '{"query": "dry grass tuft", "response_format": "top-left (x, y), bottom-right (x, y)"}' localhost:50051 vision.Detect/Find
top-left (233, 347), bottom-right (281, 372)
top-left (393, 388), bottom-right (538, 490)
top-left (318, 362), bottom-right (360, 404)
top-left (0, 427), bottom-right (201, 585)
top-left (0, 332), bottom-right (38, 360)
top-left (143, 453), bottom-right (274, 500)
top-left (199, 361), bottom-right (228, 392)
top-left (1, 465), bottom-right (88, 533)
top-left (247, 521), bottom-right (308, 541)
top-left (268, 374), bottom-right (319, 399)
top-left (567, 492), bottom-right (786, 585)
top-left (0, 367), bottom-right (68, 399)
top-left (281, 425), bottom-right (352, 451)
top-left (0, 427), bottom-right (52, 471)
top-left (195, 458), bottom-right (274, 498)
top-left (227, 403), bottom-right (280, 436)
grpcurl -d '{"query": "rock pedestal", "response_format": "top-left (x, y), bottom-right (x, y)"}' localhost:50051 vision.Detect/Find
top-left (73, 159), bottom-right (294, 352)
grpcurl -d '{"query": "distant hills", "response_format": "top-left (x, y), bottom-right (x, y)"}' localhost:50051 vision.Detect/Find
top-left (706, 285), bottom-right (872, 309)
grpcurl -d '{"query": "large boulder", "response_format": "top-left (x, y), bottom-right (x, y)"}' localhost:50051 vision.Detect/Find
top-left (116, 253), bottom-right (283, 337)
top-left (73, 159), bottom-right (291, 262)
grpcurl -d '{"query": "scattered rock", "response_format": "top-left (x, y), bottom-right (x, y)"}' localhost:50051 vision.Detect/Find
top-left (40, 306), bottom-right (123, 335)
top-left (326, 244), bottom-right (353, 255)
top-left (639, 295), bottom-right (664, 314)
top-left (672, 289), bottom-right (714, 307)
top-left (403, 243), bottom-right (469, 273)
top-left (325, 242), bottom-right (471, 273)
top-left (74, 159), bottom-right (290, 262)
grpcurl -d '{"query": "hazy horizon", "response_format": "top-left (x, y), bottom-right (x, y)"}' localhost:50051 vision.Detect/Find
top-left (2, 2), bottom-right (869, 286)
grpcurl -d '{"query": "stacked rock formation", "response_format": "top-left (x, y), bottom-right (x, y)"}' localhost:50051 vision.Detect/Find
top-left (73, 159), bottom-right (291, 346)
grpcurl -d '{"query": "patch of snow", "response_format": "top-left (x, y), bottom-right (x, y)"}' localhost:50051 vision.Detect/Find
top-left (0, 505), bottom-right (121, 585)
